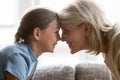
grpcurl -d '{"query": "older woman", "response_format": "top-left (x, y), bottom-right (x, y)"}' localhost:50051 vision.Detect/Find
top-left (58, 0), bottom-right (120, 80)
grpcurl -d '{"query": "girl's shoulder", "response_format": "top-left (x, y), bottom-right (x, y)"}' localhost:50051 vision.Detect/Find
top-left (0, 43), bottom-right (28, 56)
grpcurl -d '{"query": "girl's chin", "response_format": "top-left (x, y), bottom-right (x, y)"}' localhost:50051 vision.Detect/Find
top-left (49, 49), bottom-right (54, 53)
top-left (46, 48), bottom-right (54, 53)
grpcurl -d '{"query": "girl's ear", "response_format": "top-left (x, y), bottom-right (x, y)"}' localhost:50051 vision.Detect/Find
top-left (33, 27), bottom-right (41, 40)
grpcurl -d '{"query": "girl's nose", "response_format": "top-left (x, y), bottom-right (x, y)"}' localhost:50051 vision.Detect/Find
top-left (57, 34), bottom-right (61, 41)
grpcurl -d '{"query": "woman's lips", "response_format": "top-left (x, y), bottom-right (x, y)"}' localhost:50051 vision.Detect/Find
top-left (67, 42), bottom-right (72, 48)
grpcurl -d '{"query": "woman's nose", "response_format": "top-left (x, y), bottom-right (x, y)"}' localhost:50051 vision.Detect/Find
top-left (60, 34), bottom-right (66, 41)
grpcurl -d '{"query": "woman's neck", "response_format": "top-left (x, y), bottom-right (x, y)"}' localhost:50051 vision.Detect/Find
top-left (102, 36), bottom-right (108, 55)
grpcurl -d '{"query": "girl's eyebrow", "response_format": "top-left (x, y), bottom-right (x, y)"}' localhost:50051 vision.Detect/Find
top-left (57, 26), bottom-right (60, 29)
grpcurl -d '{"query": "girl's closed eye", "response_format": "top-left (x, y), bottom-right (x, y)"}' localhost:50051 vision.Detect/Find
top-left (55, 30), bottom-right (58, 33)
top-left (55, 30), bottom-right (59, 34)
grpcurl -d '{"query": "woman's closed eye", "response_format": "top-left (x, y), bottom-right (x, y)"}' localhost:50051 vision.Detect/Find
top-left (62, 29), bottom-right (70, 35)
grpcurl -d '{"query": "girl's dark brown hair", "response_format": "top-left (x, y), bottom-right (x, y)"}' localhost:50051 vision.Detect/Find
top-left (15, 8), bottom-right (57, 43)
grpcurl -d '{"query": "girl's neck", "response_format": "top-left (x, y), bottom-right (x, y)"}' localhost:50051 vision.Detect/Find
top-left (29, 41), bottom-right (42, 58)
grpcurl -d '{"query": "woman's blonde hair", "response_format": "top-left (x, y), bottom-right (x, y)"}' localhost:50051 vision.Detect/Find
top-left (58, 0), bottom-right (119, 55)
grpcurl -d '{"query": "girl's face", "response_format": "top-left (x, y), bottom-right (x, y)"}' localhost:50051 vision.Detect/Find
top-left (61, 24), bottom-right (89, 54)
top-left (39, 19), bottom-right (60, 53)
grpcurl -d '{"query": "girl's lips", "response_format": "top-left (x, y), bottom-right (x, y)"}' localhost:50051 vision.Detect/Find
top-left (53, 43), bottom-right (57, 47)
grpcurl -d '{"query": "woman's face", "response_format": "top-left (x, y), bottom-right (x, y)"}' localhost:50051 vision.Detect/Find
top-left (61, 24), bottom-right (89, 54)
top-left (39, 19), bottom-right (60, 53)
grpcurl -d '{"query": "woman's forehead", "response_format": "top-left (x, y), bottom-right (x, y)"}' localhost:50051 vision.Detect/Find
top-left (61, 24), bottom-right (76, 29)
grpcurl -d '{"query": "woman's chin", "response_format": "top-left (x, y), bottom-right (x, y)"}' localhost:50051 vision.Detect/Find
top-left (70, 49), bottom-right (82, 54)
top-left (70, 50), bottom-right (78, 54)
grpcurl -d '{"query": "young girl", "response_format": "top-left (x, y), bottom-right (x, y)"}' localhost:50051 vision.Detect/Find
top-left (0, 8), bottom-right (60, 80)
top-left (58, 0), bottom-right (120, 80)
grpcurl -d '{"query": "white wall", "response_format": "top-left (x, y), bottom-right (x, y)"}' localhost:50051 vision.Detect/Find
top-left (0, 0), bottom-right (34, 49)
